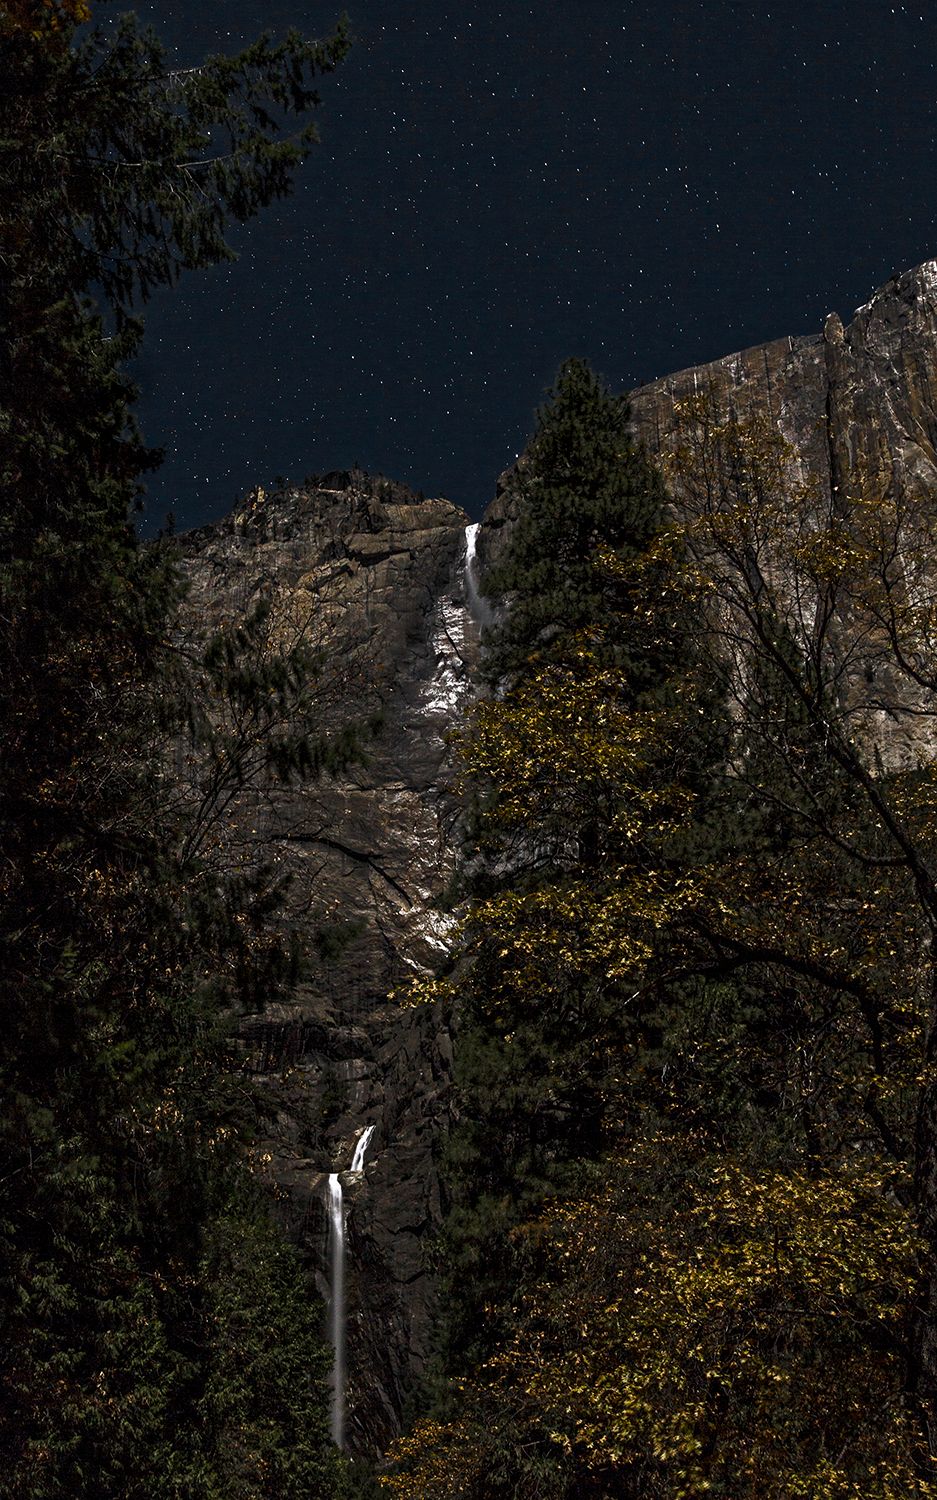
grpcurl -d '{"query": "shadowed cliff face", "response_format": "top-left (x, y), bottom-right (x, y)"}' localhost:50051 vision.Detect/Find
top-left (176, 472), bottom-right (478, 1455)
top-left (174, 262), bottom-right (937, 1456)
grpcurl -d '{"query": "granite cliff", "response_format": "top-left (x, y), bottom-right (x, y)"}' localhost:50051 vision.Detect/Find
top-left (630, 260), bottom-right (937, 505)
top-left (176, 473), bottom-right (481, 1453)
top-left (177, 258), bottom-right (937, 1457)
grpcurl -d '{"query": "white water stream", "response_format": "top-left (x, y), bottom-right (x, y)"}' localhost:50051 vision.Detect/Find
top-left (326, 1172), bottom-right (345, 1447)
top-left (327, 1124), bottom-right (376, 1449)
top-left (326, 528), bottom-right (486, 1446)
top-left (464, 522), bottom-right (494, 627)
top-left (350, 1123), bottom-right (376, 1173)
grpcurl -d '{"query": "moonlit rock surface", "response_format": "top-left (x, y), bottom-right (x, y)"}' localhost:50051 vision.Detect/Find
top-left (629, 258), bottom-right (937, 768)
top-left (420, 522), bottom-right (488, 716)
top-left (176, 472), bottom-right (480, 1455)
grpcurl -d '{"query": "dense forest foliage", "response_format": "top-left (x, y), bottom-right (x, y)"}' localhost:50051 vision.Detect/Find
top-left (385, 362), bottom-right (937, 1496)
top-left (10, 5), bottom-right (937, 1499)
top-left (0, 2), bottom-right (359, 1495)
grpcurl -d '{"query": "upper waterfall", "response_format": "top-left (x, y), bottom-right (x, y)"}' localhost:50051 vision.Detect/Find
top-left (464, 522), bottom-right (494, 628)
top-left (420, 520), bottom-right (488, 718)
top-left (351, 1124), bottom-right (376, 1173)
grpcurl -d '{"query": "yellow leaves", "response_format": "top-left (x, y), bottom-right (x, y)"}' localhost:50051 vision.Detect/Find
top-left (381, 1416), bottom-right (493, 1497)
top-left (453, 868), bottom-right (702, 1006)
top-left (456, 644), bottom-right (701, 871)
top-left (397, 1140), bottom-right (925, 1498)
top-left (1, 0), bottom-right (90, 36)
top-left (401, 395), bottom-right (937, 1494)
top-left (390, 973), bottom-right (456, 1011)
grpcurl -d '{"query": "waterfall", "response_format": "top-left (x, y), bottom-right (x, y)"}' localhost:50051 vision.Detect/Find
top-left (350, 1123), bottom-right (376, 1173)
top-left (464, 522), bottom-right (494, 627)
top-left (327, 1125), bottom-right (376, 1449)
top-left (327, 1172), bottom-right (345, 1448)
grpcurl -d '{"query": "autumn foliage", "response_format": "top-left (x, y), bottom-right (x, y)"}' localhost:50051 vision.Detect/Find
top-left (385, 366), bottom-right (937, 1495)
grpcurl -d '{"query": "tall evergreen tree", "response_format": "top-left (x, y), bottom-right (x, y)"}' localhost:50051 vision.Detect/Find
top-left (480, 358), bottom-right (672, 686)
top-left (0, 3), bottom-right (355, 1493)
top-left (432, 360), bottom-right (716, 1381)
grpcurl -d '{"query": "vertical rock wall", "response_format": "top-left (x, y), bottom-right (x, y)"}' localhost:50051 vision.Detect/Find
top-left (629, 261), bottom-right (937, 520)
top-left (177, 473), bottom-right (479, 1454)
top-left (628, 260), bottom-right (937, 768)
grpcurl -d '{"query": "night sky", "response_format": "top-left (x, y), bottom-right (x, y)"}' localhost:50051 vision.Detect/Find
top-left (129, 1), bottom-right (937, 532)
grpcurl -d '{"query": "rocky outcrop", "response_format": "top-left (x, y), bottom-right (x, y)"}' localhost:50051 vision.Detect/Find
top-left (177, 472), bottom-right (480, 1454)
top-left (483, 263), bottom-right (937, 582)
top-left (482, 260), bottom-right (937, 760)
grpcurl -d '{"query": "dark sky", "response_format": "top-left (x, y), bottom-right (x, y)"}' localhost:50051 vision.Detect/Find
top-left (129, 1), bottom-right (937, 531)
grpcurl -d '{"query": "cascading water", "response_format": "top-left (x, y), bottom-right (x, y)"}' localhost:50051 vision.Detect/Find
top-left (327, 1172), bottom-right (345, 1448)
top-left (350, 1123), bottom-right (376, 1173)
top-left (327, 1125), bottom-right (376, 1449)
top-left (464, 522), bottom-right (494, 627)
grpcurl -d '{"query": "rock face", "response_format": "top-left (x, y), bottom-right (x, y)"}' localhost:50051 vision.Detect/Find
top-left (175, 261), bottom-right (937, 1457)
top-left (483, 264), bottom-right (937, 624)
top-left (626, 259), bottom-right (937, 768)
top-left (176, 472), bottom-right (483, 1455)
top-left (630, 259), bottom-right (937, 544)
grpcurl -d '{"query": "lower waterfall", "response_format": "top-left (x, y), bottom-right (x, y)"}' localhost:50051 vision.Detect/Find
top-left (327, 1125), bottom-right (376, 1449)
top-left (327, 1172), bottom-right (345, 1448)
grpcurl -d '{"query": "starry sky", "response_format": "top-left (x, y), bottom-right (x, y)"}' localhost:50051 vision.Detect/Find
top-left (129, 1), bottom-right (937, 531)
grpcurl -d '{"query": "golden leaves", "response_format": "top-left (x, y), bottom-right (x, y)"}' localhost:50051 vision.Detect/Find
top-left (510, 1146), bottom-right (921, 1496)
top-left (1, 0), bottom-right (90, 36)
top-left (383, 1142), bottom-right (927, 1496)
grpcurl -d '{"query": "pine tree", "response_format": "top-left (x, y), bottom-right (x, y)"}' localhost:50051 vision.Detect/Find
top-left (0, 3), bottom-right (353, 1492)
top-left (479, 358), bottom-right (671, 686)
top-left (432, 360), bottom-right (715, 1380)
